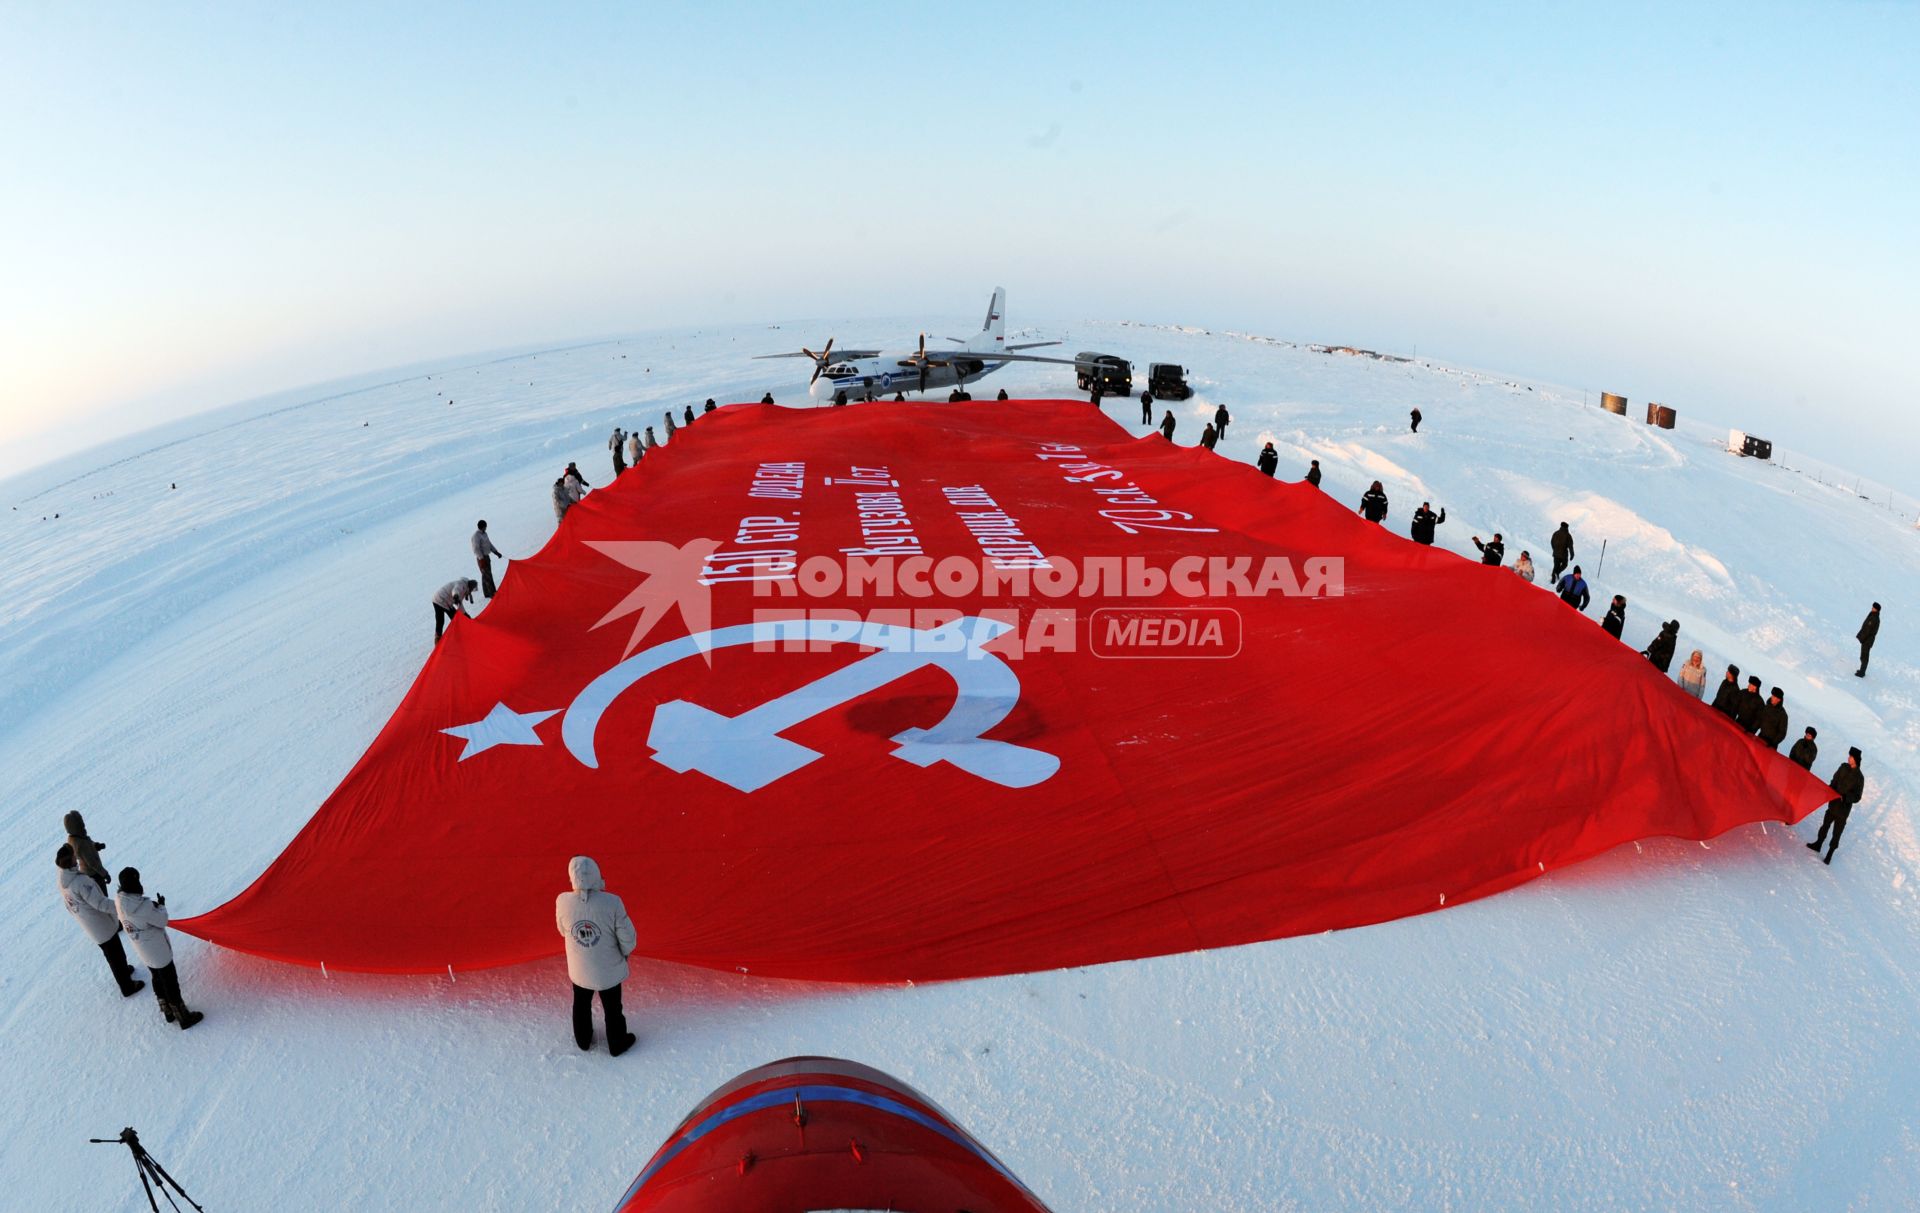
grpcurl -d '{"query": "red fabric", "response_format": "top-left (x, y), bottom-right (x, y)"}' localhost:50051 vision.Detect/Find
top-left (177, 400), bottom-right (1835, 979)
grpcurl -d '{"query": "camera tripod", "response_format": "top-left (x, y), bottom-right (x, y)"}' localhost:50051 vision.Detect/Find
top-left (88, 1127), bottom-right (205, 1213)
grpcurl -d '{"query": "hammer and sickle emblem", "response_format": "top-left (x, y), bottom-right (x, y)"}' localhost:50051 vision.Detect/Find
top-left (560, 615), bottom-right (1059, 793)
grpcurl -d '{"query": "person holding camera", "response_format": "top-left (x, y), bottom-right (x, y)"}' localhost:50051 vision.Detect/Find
top-left (114, 868), bottom-right (204, 1030)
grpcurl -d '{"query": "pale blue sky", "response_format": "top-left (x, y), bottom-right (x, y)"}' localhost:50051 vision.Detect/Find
top-left (2, 2), bottom-right (1915, 483)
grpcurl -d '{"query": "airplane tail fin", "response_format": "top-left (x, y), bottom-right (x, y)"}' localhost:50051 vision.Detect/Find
top-left (974, 287), bottom-right (1006, 350)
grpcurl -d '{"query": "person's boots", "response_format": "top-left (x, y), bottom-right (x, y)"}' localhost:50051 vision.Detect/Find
top-left (609, 1031), bottom-right (637, 1057)
top-left (119, 978), bottom-right (146, 997)
top-left (1806, 842), bottom-right (1821, 853)
top-left (162, 1001), bottom-right (175, 1023)
top-left (172, 1003), bottom-right (204, 1029)
top-left (1823, 848), bottom-right (1837, 866)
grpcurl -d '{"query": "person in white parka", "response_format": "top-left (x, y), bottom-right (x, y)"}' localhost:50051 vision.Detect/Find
top-left (432, 578), bottom-right (478, 644)
top-left (114, 868), bottom-right (203, 1030)
top-left (556, 856), bottom-right (637, 1056)
top-left (56, 845), bottom-right (144, 997)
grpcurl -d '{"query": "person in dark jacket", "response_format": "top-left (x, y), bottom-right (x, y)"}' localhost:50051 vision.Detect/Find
top-left (1140, 395), bottom-right (1153, 425)
top-left (760, 391), bottom-right (775, 404)
top-left (1710, 665), bottom-right (1742, 717)
top-left (1756, 687), bottom-right (1790, 750)
top-left (704, 398), bottom-right (716, 414)
top-left (56, 845), bottom-right (144, 996)
top-left (1556, 566), bottom-right (1590, 611)
top-left (472, 520), bottom-right (504, 599)
top-left (995, 388), bottom-right (1009, 401)
top-left (1409, 407), bottom-right (1422, 433)
top-left (63, 810), bottom-right (110, 891)
top-left (1359, 481), bottom-right (1389, 523)
top-left (683, 404), bottom-right (696, 426)
top-left (1305, 460), bottom-right (1322, 487)
top-left (609, 426), bottom-right (626, 475)
top-left (1733, 676), bottom-right (1765, 733)
top-left (1158, 410), bottom-right (1176, 440)
top-left (1856, 602), bottom-right (1880, 676)
top-left (1473, 533), bottom-right (1506, 566)
top-left (1199, 423), bottom-right (1218, 451)
top-left (1410, 503), bottom-right (1446, 545)
top-left (1549, 523), bottom-right (1575, 582)
top-left (1807, 748), bottom-right (1864, 864)
top-left (1788, 727), bottom-right (1819, 770)
top-left (1601, 594), bottom-right (1627, 639)
top-left (1642, 619), bottom-right (1679, 672)
top-left (1214, 403), bottom-right (1231, 439)
top-left (1256, 443), bottom-right (1278, 476)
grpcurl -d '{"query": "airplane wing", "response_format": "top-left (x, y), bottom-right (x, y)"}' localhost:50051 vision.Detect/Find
top-left (1005, 341), bottom-right (1062, 351)
top-left (928, 351), bottom-right (1092, 367)
top-left (753, 349), bottom-right (882, 361)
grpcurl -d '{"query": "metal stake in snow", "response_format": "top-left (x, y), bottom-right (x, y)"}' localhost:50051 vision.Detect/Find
top-left (1596, 539), bottom-right (1608, 577)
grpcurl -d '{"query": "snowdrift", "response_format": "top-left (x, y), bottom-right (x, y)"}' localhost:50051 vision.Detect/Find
top-left (177, 400), bottom-right (1835, 979)
top-left (612, 1056), bottom-right (1051, 1212)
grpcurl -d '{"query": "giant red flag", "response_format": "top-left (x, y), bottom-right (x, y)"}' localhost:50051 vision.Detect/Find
top-left (178, 401), bottom-right (1834, 980)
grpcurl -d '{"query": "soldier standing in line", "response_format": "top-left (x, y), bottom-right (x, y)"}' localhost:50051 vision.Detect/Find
top-left (1600, 593), bottom-right (1627, 639)
top-left (1807, 749), bottom-right (1864, 864)
top-left (1856, 603), bottom-right (1881, 677)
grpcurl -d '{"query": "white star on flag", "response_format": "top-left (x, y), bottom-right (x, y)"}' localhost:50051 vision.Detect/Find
top-left (442, 703), bottom-right (558, 760)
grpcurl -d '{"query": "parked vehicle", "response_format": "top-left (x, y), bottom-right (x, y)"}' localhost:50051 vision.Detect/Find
top-left (1147, 363), bottom-right (1193, 400)
top-left (1075, 352), bottom-right (1133, 397)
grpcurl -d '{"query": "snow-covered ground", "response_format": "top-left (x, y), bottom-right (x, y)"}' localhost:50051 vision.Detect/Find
top-left (3, 321), bottom-right (1916, 1210)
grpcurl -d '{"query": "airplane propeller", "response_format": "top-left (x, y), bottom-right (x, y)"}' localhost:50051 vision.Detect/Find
top-left (801, 338), bottom-right (835, 387)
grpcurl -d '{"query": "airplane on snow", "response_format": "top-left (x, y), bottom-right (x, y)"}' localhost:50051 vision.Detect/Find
top-left (755, 288), bottom-right (1090, 404)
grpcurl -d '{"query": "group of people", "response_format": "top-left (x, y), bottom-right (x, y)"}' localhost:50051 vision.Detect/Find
top-left (1149, 402), bottom-right (1233, 450)
top-left (1572, 553), bottom-right (1879, 863)
top-left (55, 812), bottom-right (204, 1030)
top-left (1357, 473), bottom-right (1885, 864)
top-left (1692, 661), bottom-right (1870, 863)
top-left (607, 400), bottom-right (717, 476)
top-left (428, 401), bottom-right (734, 644)
top-left (54, 810), bottom-right (644, 1051)
top-left (1165, 401), bottom-right (1885, 868)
